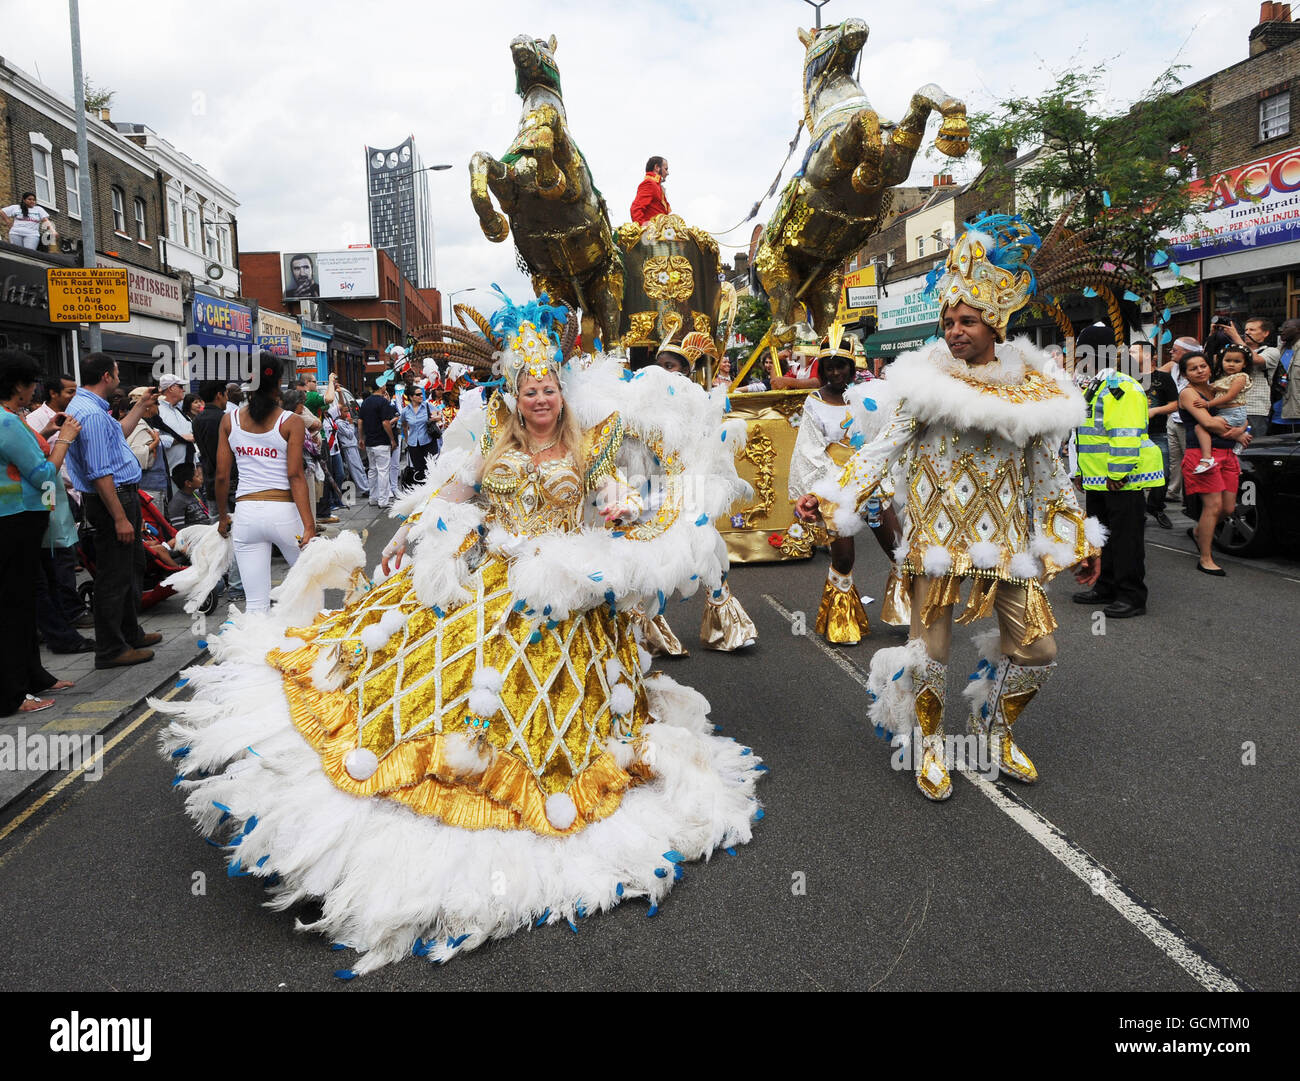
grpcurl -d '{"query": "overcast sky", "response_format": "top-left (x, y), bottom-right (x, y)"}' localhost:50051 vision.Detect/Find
top-left (10, 0), bottom-right (1263, 311)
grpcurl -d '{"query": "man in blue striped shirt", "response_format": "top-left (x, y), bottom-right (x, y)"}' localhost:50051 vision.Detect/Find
top-left (65, 354), bottom-right (162, 668)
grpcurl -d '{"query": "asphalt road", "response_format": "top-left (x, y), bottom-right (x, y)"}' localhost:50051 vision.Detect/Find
top-left (1, 513), bottom-right (1295, 992)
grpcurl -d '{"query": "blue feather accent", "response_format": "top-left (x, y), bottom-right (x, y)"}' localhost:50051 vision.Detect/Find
top-left (615, 882), bottom-right (625, 898)
top-left (175, 678), bottom-right (188, 689)
top-left (513, 599), bottom-right (526, 612)
top-left (695, 513), bottom-right (709, 526)
top-left (536, 908), bottom-right (551, 927)
top-left (449, 933), bottom-right (470, 948)
top-left (891, 668), bottom-right (905, 681)
top-left (1152, 249), bottom-right (1169, 267)
top-left (724, 847), bottom-right (737, 856)
top-left (171, 774), bottom-right (184, 787)
top-left (197, 639), bottom-right (208, 650)
top-left (1160, 329), bottom-right (1172, 344)
top-left (654, 867), bottom-right (668, 878)
top-left (255, 855), bottom-right (269, 868)
top-left (862, 397), bottom-right (878, 412)
top-left (170, 746), bottom-right (190, 760)
top-left (437, 518), bottom-right (447, 531)
top-left (227, 859), bottom-right (249, 878)
top-left (333, 969), bottom-right (356, 981)
top-left (754, 807), bottom-right (766, 821)
top-left (332, 943), bottom-right (348, 951)
top-left (528, 631), bottom-right (542, 644)
top-left (1169, 262), bottom-right (1181, 276)
top-left (567, 919), bottom-right (579, 933)
top-left (646, 904), bottom-right (658, 918)
top-left (588, 572), bottom-right (603, 582)
top-left (1123, 290), bottom-right (1141, 302)
top-left (740, 747), bottom-right (752, 757)
top-left (873, 724), bottom-right (885, 739)
top-left (1102, 190), bottom-right (1112, 208)
top-left (673, 864), bottom-right (684, 881)
top-left (411, 938), bottom-right (430, 957)
top-left (1082, 286), bottom-right (1098, 298)
top-left (755, 763), bottom-right (770, 772)
top-left (721, 429), bottom-right (726, 441)
top-left (849, 433), bottom-right (866, 449)
top-left (432, 606), bottom-right (445, 618)
top-left (1161, 308), bottom-right (1171, 323)
top-left (213, 801), bottom-right (231, 813)
top-left (246, 746), bottom-right (261, 757)
top-left (663, 850), bottom-right (684, 862)
top-left (242, 815), bottom-right (258, 835)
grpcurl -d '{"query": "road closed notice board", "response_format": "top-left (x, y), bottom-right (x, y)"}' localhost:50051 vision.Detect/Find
top-left (46, 267), bottom-right (130, 323)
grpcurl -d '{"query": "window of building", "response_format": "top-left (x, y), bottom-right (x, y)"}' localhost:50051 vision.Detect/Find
top-left (205, 223), bottom-right (219, 260)
top-left (63, 161), bottom-right (81, 219)
top-left (134, 197), bottom-right (147, 240)
top-left (916, 236), bottom-right (925, 258)
top-left (184, 206), bottom-right (198, 249)
top-left (168, 196), bottom-right (180, 242)
top-left (1260, 91), bottom-right (1290, 141)
top-left (111, 187), bottom-right (126, 233)
top-left (31, 145), bottom-right (54, 205)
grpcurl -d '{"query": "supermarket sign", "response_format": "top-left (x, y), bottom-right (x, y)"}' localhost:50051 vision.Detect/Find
top-left (1161, 144), bottom-right (1300, 262)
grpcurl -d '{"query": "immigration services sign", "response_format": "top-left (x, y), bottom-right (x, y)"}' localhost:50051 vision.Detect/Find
top-left (1161, 144), bottom-right (1300, 262)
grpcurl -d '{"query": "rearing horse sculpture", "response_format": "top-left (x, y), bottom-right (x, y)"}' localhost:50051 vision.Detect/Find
top-left (469, 34), bottom-right (623, 347)
top-left (754, 18), bottom-right (970, 340)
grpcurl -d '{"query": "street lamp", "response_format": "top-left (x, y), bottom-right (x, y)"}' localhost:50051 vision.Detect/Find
top-left (367, 162), bottom-right (452, 348)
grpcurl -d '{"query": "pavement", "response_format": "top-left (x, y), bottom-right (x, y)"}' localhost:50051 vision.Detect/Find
top-left (0, 498), bottom-right (1295, 992)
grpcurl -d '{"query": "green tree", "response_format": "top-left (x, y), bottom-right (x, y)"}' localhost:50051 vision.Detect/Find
top-left (83, 77), bottom-right (115, 114)
top-left (734, 294), bottom-right (772, 347)
top-left (970, 66), bottom-right (1209, 272)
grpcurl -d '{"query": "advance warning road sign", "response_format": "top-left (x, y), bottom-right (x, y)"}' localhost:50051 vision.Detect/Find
top-left (46, 267), bottom-right (130, 323)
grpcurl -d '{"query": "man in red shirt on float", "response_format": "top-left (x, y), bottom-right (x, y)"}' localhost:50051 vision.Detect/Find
top-left (630, 156), bottom-right (671, 223)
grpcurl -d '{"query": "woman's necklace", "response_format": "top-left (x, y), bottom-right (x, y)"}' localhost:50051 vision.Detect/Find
top-left (525, 434), bottom-right (560, 456)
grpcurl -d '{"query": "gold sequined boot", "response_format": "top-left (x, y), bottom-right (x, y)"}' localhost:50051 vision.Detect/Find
top-left (814, 568), bottom-right (870, 645)
top-left (700, 578), bottom-right (757, 651)
top-left (978, 657), bottom-right (1052, 784)
top-left (913, 655), bottom-right (951, 801)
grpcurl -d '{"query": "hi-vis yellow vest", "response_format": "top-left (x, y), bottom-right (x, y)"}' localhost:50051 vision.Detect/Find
top-left (1077, 373), bottom-right (1164, 491)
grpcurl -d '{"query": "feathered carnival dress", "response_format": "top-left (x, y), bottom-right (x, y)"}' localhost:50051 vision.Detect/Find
top-left (157, 356), bottom-right (764, 974)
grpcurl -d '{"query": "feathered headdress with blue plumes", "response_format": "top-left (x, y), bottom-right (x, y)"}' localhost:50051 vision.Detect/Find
top-left (485, 286), bottom-right (573, 396)
top-left (925, 201), bottom-right (1169, 347)
top-left (925, 213), bottom-right (1041, 339)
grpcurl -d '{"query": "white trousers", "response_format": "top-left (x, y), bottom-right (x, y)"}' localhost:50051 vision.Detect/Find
top-left (367, 444), bottom-right (392, 506)
top-left (389, 441), bottom-right (402, 492)
top-left (232, 500), bottom-right (303, 613)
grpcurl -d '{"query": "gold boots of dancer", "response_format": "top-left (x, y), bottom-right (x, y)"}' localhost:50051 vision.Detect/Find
top-left (913, 654), bottom-right (951, 801)
top-left (970, 657), bottom-right (1053, 784)
top-left (815, 567), bottom-right (870, 645)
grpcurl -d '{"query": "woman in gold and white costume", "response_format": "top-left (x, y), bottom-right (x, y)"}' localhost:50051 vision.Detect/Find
top-left (159, 297), bottom-right (764, 974)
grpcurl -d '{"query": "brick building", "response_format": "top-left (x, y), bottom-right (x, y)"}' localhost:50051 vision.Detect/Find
top-left (239, 248), bottom-right (440, 383)
top-left (1162, 2), bottom-right (1300, 334)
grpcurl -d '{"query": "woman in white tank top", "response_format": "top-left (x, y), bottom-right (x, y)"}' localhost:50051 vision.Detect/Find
top-left (215, 354), bottom-right (314, 612)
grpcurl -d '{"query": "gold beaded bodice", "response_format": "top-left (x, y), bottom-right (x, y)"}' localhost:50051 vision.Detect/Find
top-left (482, 450), bottom-right (584, 535)
top-left (906, 427), bottom-right (1028, 554)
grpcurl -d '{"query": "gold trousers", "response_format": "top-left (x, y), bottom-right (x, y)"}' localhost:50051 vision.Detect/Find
top-left (909, 578), bottom-right (1057, 667)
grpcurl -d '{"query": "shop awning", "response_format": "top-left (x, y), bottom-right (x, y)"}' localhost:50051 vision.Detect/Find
top-left (861, 327), bottom-right (937, 358)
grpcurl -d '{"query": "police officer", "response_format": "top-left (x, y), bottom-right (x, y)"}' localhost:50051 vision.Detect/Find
top-left (1073, 367), bottom-right (1165, 617)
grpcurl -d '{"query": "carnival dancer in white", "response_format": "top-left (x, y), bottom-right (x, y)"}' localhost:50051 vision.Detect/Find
top-left (797, 214), bottom-right (1123, 800)
top-left (157, 296), bottom-right (764, 974)
top-left (215, 354), bottom-right (315, 612)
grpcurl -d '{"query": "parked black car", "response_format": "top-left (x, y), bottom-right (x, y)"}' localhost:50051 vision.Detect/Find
top-left (1214, 430), bottom-right (1300, 556)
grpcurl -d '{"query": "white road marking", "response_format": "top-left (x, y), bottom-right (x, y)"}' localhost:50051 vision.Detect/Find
top-left (761, 592), bottom-right (1248, 992)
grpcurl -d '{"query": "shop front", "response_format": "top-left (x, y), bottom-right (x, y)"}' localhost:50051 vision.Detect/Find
top-left (190, 293), bottom-right (254, 388)
top-left (0, 248), bottom-right (74, 381)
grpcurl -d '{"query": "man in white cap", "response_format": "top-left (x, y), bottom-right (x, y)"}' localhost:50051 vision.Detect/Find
top-left (155, 373), bottom-right (196, 474)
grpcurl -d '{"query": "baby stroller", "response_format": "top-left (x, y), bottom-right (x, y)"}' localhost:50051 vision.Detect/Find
top-left (76, 490), bottom-right (224, 616)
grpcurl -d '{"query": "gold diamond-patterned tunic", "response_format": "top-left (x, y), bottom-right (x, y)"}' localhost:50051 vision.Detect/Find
top-left (268, 437), bottom-right (651, 838)
top-left (833, 343), bottom-right (1099, 644)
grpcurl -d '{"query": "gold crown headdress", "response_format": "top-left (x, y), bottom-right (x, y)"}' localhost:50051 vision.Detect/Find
top-left (411, 293), bottom-right (580, 398)
top-left (928, 207), bottom-right (1168, 347)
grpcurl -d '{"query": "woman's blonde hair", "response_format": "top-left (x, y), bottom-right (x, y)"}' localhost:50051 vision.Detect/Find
top-left (482, 374), bottom-right (583, 474)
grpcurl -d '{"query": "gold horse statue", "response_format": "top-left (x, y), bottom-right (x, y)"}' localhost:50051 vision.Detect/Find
top-left (754, 18), bottom-right (969, 340)
top-left (468, 34), bottom-right (623, 347)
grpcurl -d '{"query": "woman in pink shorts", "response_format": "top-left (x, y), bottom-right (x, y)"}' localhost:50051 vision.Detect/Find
top-left (1178, 352), bottom-right (1251, 576)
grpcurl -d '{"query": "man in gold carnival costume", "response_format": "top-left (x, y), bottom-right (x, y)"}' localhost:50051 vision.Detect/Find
top-left (797, 215), bottom-right (1106, 800)
top-left (157, 294), bottom-right (764, 974)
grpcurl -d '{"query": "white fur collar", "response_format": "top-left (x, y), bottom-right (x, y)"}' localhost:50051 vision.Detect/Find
top-left (885, 337), bottom-right (1085, 445)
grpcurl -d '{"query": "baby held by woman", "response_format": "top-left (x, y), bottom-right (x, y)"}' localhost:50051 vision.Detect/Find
top-left (1194, 344), bottom-right (1251, 471)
